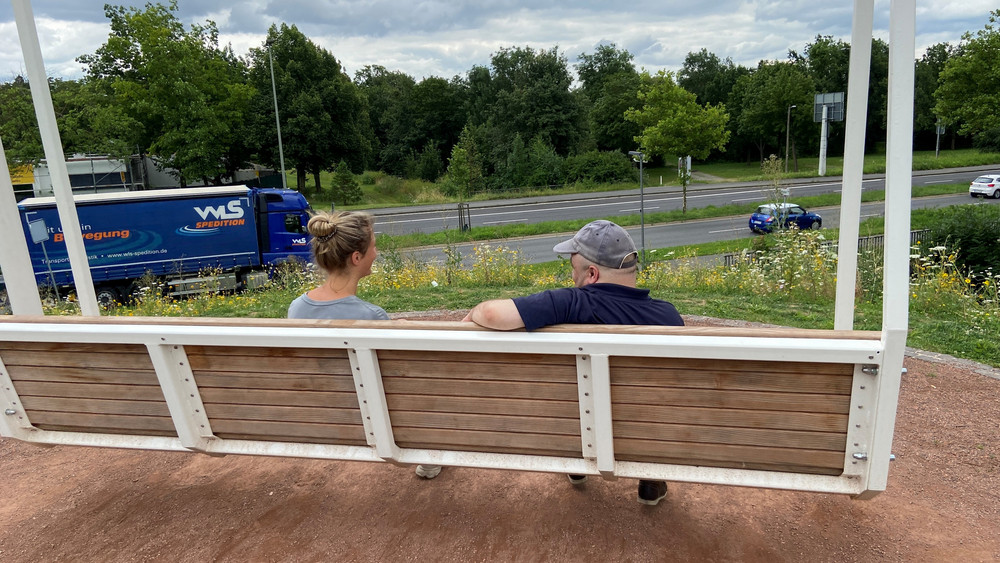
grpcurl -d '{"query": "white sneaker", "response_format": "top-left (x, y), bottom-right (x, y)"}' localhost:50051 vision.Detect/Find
top-left (415, 464), bottom-right (442, 479)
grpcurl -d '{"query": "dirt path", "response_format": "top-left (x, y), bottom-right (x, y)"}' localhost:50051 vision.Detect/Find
top-left (1, 316), bottom-right (998, 562)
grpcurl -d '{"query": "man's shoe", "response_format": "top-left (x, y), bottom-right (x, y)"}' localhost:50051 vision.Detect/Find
top-left (637, 480), bottom-right (668, 505)
top-left (415, 464), bottom-right (442, 479)
top-left (567, 474), bottom-right (588, 485)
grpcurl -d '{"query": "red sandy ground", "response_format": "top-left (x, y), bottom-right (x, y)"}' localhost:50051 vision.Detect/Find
top-left (1, 314), bottom-right (998, 562)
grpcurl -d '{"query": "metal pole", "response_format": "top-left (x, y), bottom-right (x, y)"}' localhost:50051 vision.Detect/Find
top-left (819, 105), bottom-right (829, 176)
top-left (629, 150), bottom-right (645, 266)
top-left (639, 155), bottom-right (645, 266)
top-left (934, 120), bottom-right (942, 159)
top-left (267, 42), bottom-right (288, 190)
top-left (785, 105), bottom-right (796, 173)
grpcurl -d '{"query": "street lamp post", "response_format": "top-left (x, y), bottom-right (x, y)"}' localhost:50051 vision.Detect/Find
top-left (628, 150), bottom-right (646, 266)
top-left (265, 39), bottom-right (288, 190)
top-left (785, 104), bottom-right (797, 173)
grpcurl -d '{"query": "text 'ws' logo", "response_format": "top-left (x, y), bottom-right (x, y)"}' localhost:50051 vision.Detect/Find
top-left (187, 199), bottom-right (247, 231)
top-left (292, 237), bottom-right (308, 245)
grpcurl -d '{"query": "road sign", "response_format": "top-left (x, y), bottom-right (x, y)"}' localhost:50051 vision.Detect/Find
top-left (814, 92), bottom-right (845, 122)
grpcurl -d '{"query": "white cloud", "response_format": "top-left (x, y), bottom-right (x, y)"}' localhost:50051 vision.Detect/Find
top-left (0, 17), bottom-right (108, 80)
top-left (1, 1), bottom-right (995, 82)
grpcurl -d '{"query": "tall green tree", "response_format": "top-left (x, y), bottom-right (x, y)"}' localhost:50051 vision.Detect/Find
top-left (790, 36), bottom-right (851, 95)
top-left (624, 70), bottom-right (730, 213)
top-left (247, 23), bottom-right (371, 193)
top-left (1, 77), bottom-right (128, 170)
top-left (78, 1), bottom-right (253, 185)
top-left (731, 61), bottom-right (814, 163)
top-left (480, 46), bottom-right (586, 156)
top-left (914, 42), bottom-right (956, 149)
top-left (0, 77), bottom-right (43, 167)
top-left (935, 9), bottom-right (1000, 147)
top-left (576, 44), bottom-right (641, 153)
top-left (355, 65), bottom-right (416, 171)
top-left (678, 49), bottom-right (750, 107)
top-left (380, 76), bottom-right (466, 178)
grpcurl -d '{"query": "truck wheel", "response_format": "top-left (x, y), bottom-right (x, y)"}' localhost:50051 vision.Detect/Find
top-left (95, 286), bottom-right (122, 310)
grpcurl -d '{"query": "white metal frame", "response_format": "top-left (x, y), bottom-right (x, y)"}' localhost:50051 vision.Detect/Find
top-left (0, 0), bottom-right (914, 498)
top-left (1, 320), bottom-right (886, 495)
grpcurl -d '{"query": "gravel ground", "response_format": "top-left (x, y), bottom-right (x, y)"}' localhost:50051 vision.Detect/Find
top-left (1, 313), bottom-right (997, 562)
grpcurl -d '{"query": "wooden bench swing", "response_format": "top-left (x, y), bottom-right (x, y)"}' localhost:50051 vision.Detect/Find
top-left (1, 0), bottom-right (914, 499)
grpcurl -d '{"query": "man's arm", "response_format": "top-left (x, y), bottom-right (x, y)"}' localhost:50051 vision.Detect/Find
top-left (462, 298), bottom-right (525, 330)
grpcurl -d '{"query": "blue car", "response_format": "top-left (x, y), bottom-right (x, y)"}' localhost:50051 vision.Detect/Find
top-left (749, 203), bottom-right (822, 233)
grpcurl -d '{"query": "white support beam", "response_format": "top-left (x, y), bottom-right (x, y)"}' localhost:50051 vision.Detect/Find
top-left (575, 354), bottom-right (597, 462)
top-left (589, 354), bottom-right (616, 478)
top-left (146, 343), bottom-right (215, 452)
top-left (11, 0), bottom-right (100, 316)
top-left (0, 323), bottom-right (884, 365)
top-left (576, 354), bottom-right (616, 478)
top-left (0, 354), bottom-right (34, 439)
top-left (842, 364), bottom-right (879, 477)
top-left (834, 0), bottom-right (874, 330)
top-left (858, 0), bottom-right (915, 499)
top-left (0, 136), bottom-right (44, 315)
top-left (349, 348), bottom-right (399, 461)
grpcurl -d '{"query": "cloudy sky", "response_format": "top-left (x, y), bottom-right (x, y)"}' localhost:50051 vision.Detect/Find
top-left (0, 1), bottom-right (996, 83)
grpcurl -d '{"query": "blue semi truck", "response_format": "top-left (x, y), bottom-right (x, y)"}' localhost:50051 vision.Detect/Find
top-left (3, 185), bottom-right (313, 308)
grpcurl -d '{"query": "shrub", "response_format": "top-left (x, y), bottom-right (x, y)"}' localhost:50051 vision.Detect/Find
top-left (973, 126), bottom-right (1000, 153)
top-left (564, 150), bottom-right (635, 184)
top-left (924, 204), bottom-right (1000, 276)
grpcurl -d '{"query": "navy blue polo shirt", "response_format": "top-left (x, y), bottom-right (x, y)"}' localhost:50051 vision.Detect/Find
top-left (513, 283), bottom-right (683, 331)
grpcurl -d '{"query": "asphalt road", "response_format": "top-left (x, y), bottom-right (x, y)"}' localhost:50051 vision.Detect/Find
top-left (374, 166), bottom-right (995, 236)
top-left (401, 193), bottom-right (1000, 266)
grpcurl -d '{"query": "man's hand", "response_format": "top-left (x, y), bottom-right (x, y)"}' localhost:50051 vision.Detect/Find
top-left (463, 299), bottom-right (525, 330)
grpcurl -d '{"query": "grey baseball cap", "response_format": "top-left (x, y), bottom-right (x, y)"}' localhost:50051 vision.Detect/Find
top-left (553, 220), bottom-right (638, 269)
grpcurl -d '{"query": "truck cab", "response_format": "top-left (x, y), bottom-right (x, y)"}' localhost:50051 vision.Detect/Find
top-left (255, 189), bottom-right (312, 265)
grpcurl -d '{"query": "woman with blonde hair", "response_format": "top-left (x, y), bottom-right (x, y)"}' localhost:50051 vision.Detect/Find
top-left (287, 210), bottom-right (442, 480)
top-left (287, 210), bottom-right (387, 320)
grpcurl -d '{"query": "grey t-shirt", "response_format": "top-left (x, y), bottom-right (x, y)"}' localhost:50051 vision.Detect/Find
top-left (287, 294), bottom-right (389, 320)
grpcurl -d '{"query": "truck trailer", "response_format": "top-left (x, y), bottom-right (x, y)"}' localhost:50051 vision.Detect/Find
top-left (2, 185), bottom-right (313, 308)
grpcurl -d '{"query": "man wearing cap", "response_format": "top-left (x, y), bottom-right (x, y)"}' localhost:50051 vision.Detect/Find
top-left (463, 219), bottom-right (682, 506)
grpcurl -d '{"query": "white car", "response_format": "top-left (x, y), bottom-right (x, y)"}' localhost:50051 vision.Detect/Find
top-left (969, 173), bottom-right (1000, 199)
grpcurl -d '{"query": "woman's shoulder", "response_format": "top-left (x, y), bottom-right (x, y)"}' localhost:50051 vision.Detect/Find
top-left (353, 297), bottom-right (390, 320)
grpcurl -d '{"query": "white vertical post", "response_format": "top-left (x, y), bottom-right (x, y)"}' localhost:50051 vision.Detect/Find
top-left (11, 0), bottom-right (100, 316)
top-left (0, 136), bottom-right (44, 315)
top-left (818, 105), bottom-right (829, 176)
top-left (857, 0), bottom-right (915, 499)
top-left (834, 0), bottom-right (875, 330)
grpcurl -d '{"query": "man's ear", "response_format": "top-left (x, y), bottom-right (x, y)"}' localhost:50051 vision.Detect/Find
top-left (587, 265), bottom-right (600, 282)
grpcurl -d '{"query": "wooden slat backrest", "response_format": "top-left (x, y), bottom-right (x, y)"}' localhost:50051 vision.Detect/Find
top-left (609, 356), bottom-right (852, 475)
top-left (184, 345), bottom-right (366, 446)
top-left (0, 341), bottom-right (176, 437)
top-left (379, 350), bottom-right (583, 458)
